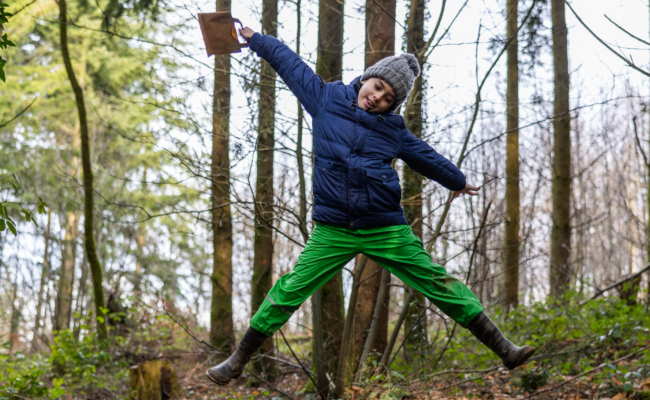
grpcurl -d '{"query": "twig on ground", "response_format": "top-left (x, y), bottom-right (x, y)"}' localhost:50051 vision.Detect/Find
top-left (242, 366), bottom-right (297, 400)
top-left (522, 344), bottom-right (650, 399)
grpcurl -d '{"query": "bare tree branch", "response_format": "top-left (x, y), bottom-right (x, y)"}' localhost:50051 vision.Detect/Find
top-left (0, 99), bottom-right (37, 129)
top-left (566, 1), bottom-right (650, 78)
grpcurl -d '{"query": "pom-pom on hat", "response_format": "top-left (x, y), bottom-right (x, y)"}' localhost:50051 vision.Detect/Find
top-left (361, 53), bottom-right (421, 113)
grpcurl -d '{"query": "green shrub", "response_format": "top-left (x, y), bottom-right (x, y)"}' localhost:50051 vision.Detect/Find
top-left (0, 352), bottom-right (52, 400)
top-left (517, 368), bottom-right (549, 392)
top-left (0, 324), bottom-right (128, 399)
top-left (633, 390), bottom-right (650, 400)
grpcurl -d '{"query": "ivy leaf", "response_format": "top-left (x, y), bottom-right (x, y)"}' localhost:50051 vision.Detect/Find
top-left (20, 208), bottom-right (31, 222)
top-left (0, 58), bottom-right (5, 82)
top-left (0, 34), bottom-right (14, 49)
top-left (37, 197), bottom-right (48, 214)
top-left (6, 219), bottom-right (16, 235)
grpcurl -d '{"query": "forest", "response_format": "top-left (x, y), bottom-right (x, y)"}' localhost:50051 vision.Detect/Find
top-left (1, 0), bottom-right (650, 398)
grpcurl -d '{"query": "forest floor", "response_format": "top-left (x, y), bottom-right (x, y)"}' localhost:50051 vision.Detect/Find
top-left (4, 298), bottom-right (649, 399)
top-left (172, 351), bottom-right (650, 400)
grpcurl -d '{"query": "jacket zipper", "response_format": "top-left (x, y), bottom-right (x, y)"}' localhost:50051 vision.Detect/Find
top-left (348, 99), bottom-right (362, 227)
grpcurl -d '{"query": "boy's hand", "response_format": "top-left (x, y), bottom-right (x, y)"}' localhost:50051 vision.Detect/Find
top-left (239, 27), bottom-right (256, 42)
top-left (450, 183), bottom-right (480, 203)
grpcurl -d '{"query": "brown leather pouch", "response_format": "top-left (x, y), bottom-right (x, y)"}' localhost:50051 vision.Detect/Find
top-left (198, 12), bottom-right (249, 56)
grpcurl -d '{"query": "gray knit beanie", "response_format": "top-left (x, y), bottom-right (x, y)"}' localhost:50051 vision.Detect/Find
top-left (361, 53), bottom-right (421, 112)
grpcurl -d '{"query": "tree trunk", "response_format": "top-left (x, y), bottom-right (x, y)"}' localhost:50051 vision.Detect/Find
top-left (0, 235), bottom-right (4, 283)
top-left (647, 0), bottom-right (650, 306)
top-left (33, 208), bottom-right (51, 349)
top-left (129, 360), bottom-right (184, 400)
top-left (209, 0), bottom-right (235, 354)
top-left (250, 0), bottom-right (278, 376)
top-left (73, 250), bottom-right (88, 340)
top-left (350, 0), bottom-right (396, 369)
top-left (54, 211), bottom-right (79, 333)
top-left (317, 271), bottom-right (343, 377)
top-left (549, 0), bottom-right (571, 299)
top-left (58, 0), bottom-right (107, 338)
top-left (334, 255), bottom-right (368, 399)
top-left (134, 168), bottom-right (147, 295)
top-left (504, 0), bottom-right (520, 310)
top-left (352, 258), bottom-right (389, 372)
top-left (314, 0), bottom-right (345, 385)
top-left (316, 0), bottom-right (345, 81)
top-left (364, 0), bottom-right (396, 67)
top-left (402, 0), bottom-right (427, 362)
top-left (10, 270), bottom-right (21, 353)
top-left (355, 268), bottom-right (390, 381)
top-left (135, 224), bottom-right (145, 294)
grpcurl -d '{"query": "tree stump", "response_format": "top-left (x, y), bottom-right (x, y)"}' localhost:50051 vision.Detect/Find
top-left (129, 360), bottom-right (184, 400)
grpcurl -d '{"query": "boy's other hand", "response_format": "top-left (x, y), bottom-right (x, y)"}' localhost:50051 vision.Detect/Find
top-left (239, 27), bottom-right (255, 42)
top-left (450, 183), bottom-right (481, 203)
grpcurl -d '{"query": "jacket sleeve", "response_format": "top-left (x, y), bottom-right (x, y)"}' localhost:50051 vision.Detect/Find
top-left (398, 130), bottom-right (467, 192)
top-left (249, 33), bottom-right (326, 117)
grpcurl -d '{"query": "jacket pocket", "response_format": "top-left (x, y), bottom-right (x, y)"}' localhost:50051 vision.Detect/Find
top-left (365, 168), bottom-right (402, 213)
top-left (314, 157), bottom-right (342, 206)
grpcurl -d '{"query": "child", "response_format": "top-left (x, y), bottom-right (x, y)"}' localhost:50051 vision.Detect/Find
top-left (206, 27), bottom-right (536, 385)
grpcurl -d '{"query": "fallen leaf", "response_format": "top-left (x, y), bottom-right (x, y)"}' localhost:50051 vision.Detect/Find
top-left (611, 393), bottom-right (626, 400)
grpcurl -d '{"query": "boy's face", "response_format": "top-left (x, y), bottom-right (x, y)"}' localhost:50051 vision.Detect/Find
top-left (358, 78), bottom-right (395, 113)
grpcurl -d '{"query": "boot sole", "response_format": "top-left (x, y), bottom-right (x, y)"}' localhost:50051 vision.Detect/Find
top-left (505, 346), bottom-right (537, 370)
top-left (205, 371), bottom-right (230, 386)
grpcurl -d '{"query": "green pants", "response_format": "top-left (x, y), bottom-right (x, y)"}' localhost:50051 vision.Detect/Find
top-left (250, 222), bottom-right (484, 336)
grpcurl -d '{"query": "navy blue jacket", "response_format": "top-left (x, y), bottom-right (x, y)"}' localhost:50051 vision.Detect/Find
top-left (249, 33), bottom-right (466, 229)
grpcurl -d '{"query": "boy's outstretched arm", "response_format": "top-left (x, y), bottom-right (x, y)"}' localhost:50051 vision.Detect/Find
top-left (398, 130), bottom-right (480, 202)
top-left (240, 27), bottom-right (326, 117)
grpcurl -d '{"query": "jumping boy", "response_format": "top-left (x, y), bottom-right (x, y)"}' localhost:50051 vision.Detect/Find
top-left (206, 27), bottom-right (536, 385)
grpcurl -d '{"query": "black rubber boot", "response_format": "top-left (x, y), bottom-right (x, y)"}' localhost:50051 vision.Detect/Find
top-left (466, 312), bottom-right (537, 370)
top-left (205, 327), bottom-right (270, 385)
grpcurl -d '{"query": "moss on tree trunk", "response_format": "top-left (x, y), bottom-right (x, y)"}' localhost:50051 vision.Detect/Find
top-left (350, 0), bottom-right (397, 373)
top-left (58, 0), bottom-right (107, 339)
top-left (549, 0), bottom-right (572, 299)
top-left (504, 0), bottom-right (520, 310)
top-left (210, 0), bottom-right (235, 354)
top-left (129, 360), bottom-right (183, 400)
top-left (313, 0), bottom-right (346, 386)
top-left (402, 0), bottom-right (428, 362)
top-left (250, 0), bottom-right (278, 378)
